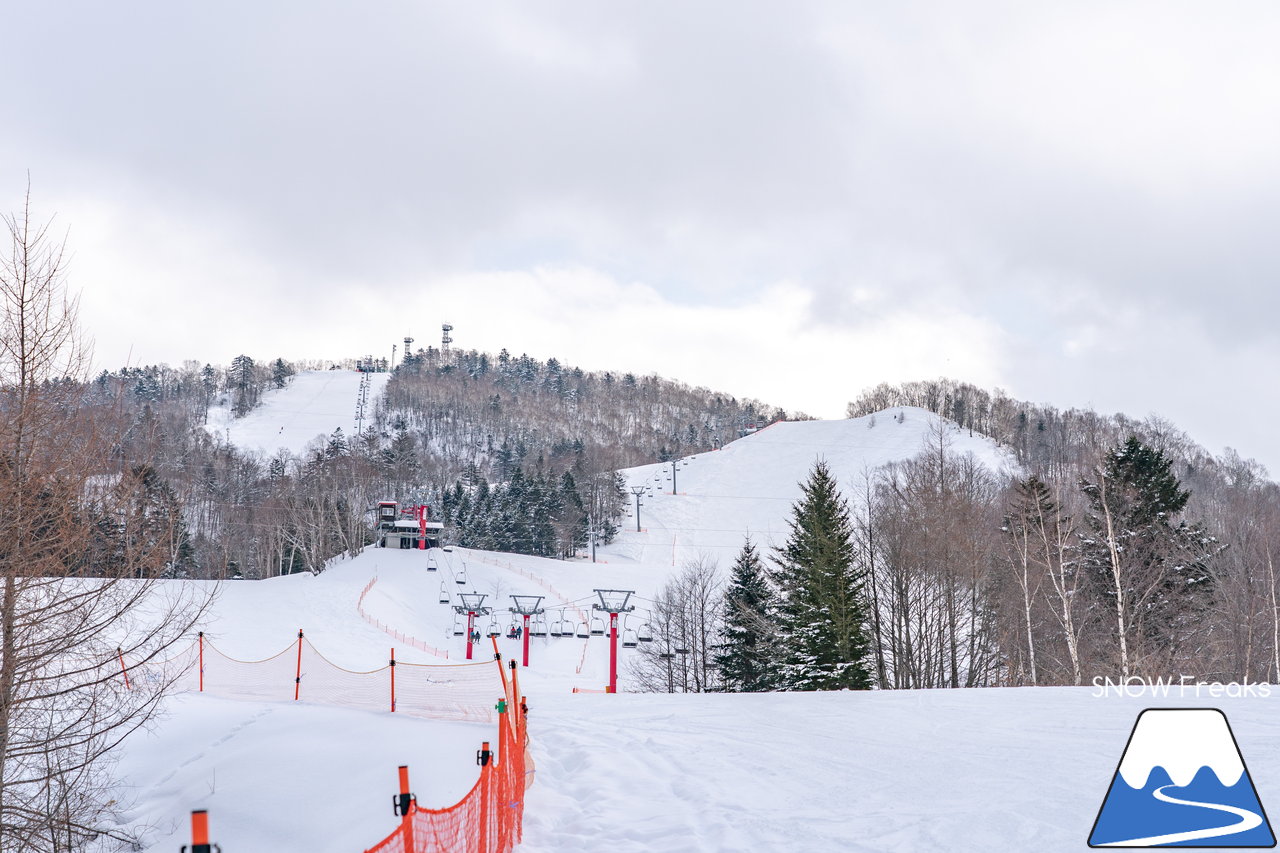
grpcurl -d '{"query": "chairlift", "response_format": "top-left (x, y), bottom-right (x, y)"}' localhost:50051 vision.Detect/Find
top-left (452, 616), bottom-right (464, 637)
top-left (589, 616), bottom-right (606, 636)
top-left (637, 622), bottom-right (654, 643)
top-left (575, 622), bottom-right (590, 639)
top-left (439, 583), bottom-right (450, 605)
top-left (426, 556), bottom-right (438, 572)
top-left (530, 618), bottom-right (548, 638)
top-left (560, 621), bottom-right (577, 638)
top-left (487, 616), bottom-right (500, 638)
top-left (674, 646), bottom-right (689, 655)
top-left (455, 567), bottom-right (467, 585)
top-left (622, 628), bottom-right (639, 649)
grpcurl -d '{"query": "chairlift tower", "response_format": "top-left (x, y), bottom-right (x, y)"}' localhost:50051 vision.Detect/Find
top-left (593, 589), bottom-right (635, 694)
top-left (454, 592), bottom-right (491, 661)
top-left (629, 486), bottom-right (645, 532)
top-left (509, 595), bottom-right (545, 668)
top-left (441, 323), bottom-right (453, 365)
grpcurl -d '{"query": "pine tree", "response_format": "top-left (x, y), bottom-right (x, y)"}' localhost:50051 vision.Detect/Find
top-left (1080, 436), bottom-right (1217, 676)
top-left (771, 460), bottom-right (873, 690)
top-left (715, 538), bottom-right (779, 691)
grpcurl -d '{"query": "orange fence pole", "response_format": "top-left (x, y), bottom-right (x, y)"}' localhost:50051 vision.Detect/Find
top-left (395, 764), bottom-right (415, 851)
top-left (389, 647), bottom-right (396, 713)
top-left (477, 740), bottom-right (492, 852)
top-left (293, 629), bottom-right (303, 701)
top-left (117, 647), bottom-right (130, 690)
top-left (187, 809), bottom-right (212, 853)
top-left (491, 635), bottom-right (508, 696)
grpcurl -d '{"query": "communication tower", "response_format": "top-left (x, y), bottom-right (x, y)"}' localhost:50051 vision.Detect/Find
top-left (402, 336), bottom-right (414, 365)
top-left (441, 323), bottom-right (453, 361)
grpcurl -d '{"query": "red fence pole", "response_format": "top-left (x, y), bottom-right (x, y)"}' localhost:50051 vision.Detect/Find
top-left (198, 631), bottom-right (204, 692)
top-left (294, 629), bottom-right (304, 701)
top-left (190, 809), bottom-right (212, 853)
top-left (492, 635), bottom-right (509, 697)
top-left (522, 613), bottom-right (531, 668)
top-left (396, 764), bottom-right (415, 851)
top-left (477, 740), bottom-right (492, 852)
top-left (390, 647), bottom-right (396, 713)
top-left (117, 647), bottom-right (130, 690)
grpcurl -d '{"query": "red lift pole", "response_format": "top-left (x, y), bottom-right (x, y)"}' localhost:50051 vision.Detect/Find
top-left (522, 613), bottom-right (531, 666)
top-left (455, 593), bottom-right (490, 663)
top-left (593, 589), bottom-right (635, 694)
top-left (608, 612), bottom-right (619, 693)
top-left (509, 595), bottom-right (545, 669)
top-left (466, 610), bottom-right (475, 661)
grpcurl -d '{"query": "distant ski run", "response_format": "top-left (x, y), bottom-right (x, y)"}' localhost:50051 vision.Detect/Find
top-left (1099, 784), bottom-right (1263, 847)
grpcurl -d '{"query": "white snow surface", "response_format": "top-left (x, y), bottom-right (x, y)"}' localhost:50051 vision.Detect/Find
top-left (111, 547), bottom-right (1280, 853)
top-left (205, 370), bottom-right (388, 458)
top-left (1118, 708), bottom-right (1246, 789)
top-left (610, 408), bottom-right (1014, 567)
top-left (109, 410), bottom-right (1280, 851)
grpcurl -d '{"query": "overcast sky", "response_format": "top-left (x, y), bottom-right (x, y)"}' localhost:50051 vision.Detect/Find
top-left (3, 2), bottom-right (1278, 473)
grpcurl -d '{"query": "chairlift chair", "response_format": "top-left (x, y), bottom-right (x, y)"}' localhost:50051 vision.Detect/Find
top-left (452, 616), bottom-right (464, 637)
top-left (438, 583), bottom-right (450, 605)
top-left (560, 621), bottom-right (577, 638)
top-left (455, 567), bottom-right (467, 585)
top-left (426, 556), bottom-right (438, 572)
top-left (530, 618), bottom-right (548, 638)
top-left (487, 617), bottom-right (501, 638)
top-left (622, 628), bottom-right (639, 649)
top-left (575, 622), bottom-right (590, 639)
top-left (589, 616), bottom-right (606, 636)
top-left (637, 622), bottom-right (654, 643)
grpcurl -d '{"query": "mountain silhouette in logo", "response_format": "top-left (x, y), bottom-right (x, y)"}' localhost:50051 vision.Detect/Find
top-left (1089, 709), bottom-right (1275, 848)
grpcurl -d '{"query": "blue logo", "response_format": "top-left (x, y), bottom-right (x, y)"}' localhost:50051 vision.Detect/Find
top-left (1089, 708), bottom-right (1275, 847)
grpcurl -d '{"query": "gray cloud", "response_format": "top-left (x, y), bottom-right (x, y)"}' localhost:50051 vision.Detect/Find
top-left (2, 1), bottom-right (1278, 470)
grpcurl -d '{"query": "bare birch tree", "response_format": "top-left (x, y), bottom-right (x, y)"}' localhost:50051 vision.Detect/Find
top-left (0, 188), bottom-right (210, 851)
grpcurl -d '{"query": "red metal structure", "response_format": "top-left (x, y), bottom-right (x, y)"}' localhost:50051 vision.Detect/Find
top-left (509, 595), bottom-right (545, 668)
top-left (593, 589), bottom-right (635, 693)
top-left (455, 593), bottom-right (490, 662)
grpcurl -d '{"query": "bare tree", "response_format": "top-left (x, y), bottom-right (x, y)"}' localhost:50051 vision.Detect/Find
top-left (628, 557), bottom-right (723, 693)
top-left (0, 188), bottom-right (210, 851)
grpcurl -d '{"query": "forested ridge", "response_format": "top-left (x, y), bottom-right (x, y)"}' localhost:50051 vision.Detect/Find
top-left (834, 378), bottom-right (1280, 686)
top-left (82, 348), bottom-right (793, 578)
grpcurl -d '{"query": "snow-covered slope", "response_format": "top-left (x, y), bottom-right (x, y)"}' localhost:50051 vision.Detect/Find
top-left (115, 405), bottom-right (1280, 852)
top-left (205, 370), bottom-right (389, 458)
top-left (607, 407), bottom-right (1014, 566)
top-left (112, 546), bottom-right (1280, 852)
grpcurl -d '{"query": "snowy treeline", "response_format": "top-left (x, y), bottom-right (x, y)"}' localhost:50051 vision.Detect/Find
top-left (78, 349), bottom-right (787, 577)
top-left (837, 381), bottom-right (1280, 686)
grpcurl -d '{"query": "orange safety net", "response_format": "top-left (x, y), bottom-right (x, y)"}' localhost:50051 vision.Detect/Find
top-left (126, 633), bottom-right (501, 724)
top-left (364, 652), bottom-right (531, 853)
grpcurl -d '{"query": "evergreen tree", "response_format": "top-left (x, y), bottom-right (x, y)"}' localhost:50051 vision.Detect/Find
top-left (771, 460), bottom-right (872, 690)
top-left (715, 538), bottom-right (779, 691)
top-left (1080, 436), bottom-right (1217, 676)
top-left (271, 357), bottom-right (294, 389)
